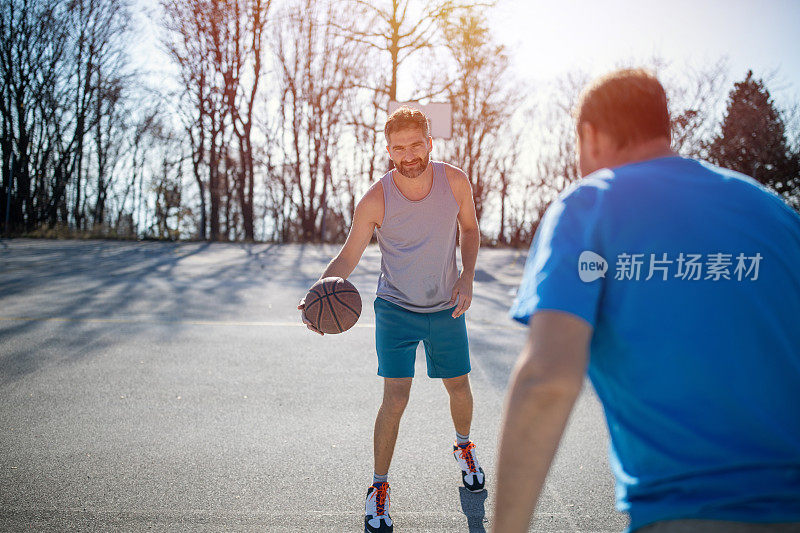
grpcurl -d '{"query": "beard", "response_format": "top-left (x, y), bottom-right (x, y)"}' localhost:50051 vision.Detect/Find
top-left (396, 153), bottom-right (430, 179)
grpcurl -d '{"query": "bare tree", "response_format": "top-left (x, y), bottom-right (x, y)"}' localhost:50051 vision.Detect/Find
top-left (64, 0), bottom-right (133, 230)
top-left (439, 7), bottom-right (521, 228)
top-left (161, 0), bottom-right (272, 241)
top-left (0, 0), bottom-right (132, 234)
top-left (216, 0), bottom-right (272, 241)
top-left (498, 72), bottom-right (588, 246)
top-left (1, 0), bottom-right (68, 232)
top-left (151, 146), bottom-right (186, 240)
top-left (493, 131), bottom-right (523, 245)
top-left (273, 0), bottom-right (365, 242)
top-left (110, 108), bottom-right (160, 235)
top-left (335, 0), bottom-right (493, 101)
top-left (664, 60), bottom-right (729, 159)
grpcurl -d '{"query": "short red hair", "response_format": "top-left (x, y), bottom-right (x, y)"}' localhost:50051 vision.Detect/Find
top-left (575, 68), bottom-right (671, 148)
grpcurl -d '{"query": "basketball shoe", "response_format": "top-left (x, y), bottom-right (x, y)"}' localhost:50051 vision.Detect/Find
top-left (364, 481), bottom-right (392, 532)
top-left (453, 441), bottom-right (485, 492)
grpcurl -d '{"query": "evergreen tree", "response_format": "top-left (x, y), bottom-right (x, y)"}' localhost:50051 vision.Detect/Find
top-left (708, 71), bottom-right (800, 210)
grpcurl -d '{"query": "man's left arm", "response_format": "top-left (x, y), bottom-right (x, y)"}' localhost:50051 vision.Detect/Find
top-left (448, 166), bottom-right (480, 318)
top-left (492, 310), bottom-right (591, 533)
top-left (496, 179), bottom-right (603, 531)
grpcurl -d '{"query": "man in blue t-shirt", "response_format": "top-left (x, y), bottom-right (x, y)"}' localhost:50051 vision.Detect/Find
top-left (493, 69), bottom-right (800, 533)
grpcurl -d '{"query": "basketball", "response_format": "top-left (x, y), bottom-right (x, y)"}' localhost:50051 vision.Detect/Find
top-left (303, 277), bottom-right (362, 334)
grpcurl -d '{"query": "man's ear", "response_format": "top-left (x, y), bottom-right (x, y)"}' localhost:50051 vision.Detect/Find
top-left (579, 122), bottom-right (598, 155)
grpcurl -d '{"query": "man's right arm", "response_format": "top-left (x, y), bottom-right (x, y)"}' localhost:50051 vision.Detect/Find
top-left (319, 183), bottom-right (383, 279)
top-left (298, 183), bottom-right (383, 334)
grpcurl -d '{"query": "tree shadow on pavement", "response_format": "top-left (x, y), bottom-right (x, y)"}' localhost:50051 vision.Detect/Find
top-left (0, 240), bottom-right (325, 384)
top-left (459, 487), bottom-right (488, 532)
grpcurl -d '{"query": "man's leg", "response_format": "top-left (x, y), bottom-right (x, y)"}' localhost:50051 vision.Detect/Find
top-left (443, 373), bottom-right (485, 492)
top-left (374, 377), bottom-right (413, 476)
top-left (442, 373), bottom-right (473, 436)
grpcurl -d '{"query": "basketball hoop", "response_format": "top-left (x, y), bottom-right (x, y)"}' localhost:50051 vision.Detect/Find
top-left (388, 101), bottom-right (453, 139)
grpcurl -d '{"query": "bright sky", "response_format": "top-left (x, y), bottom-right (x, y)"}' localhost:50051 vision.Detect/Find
top-left (488, 0), bottom-right (800, 107)
top-left (133, 0), bottom-right (800, 105)
top-left (130, 0), bottom-right (800, 138)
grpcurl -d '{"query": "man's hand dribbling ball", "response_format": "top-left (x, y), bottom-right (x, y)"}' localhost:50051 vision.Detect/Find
top-left (297, 297), bottom-right (324, 335)
top-left (299, 277), bottom-right (362, 334)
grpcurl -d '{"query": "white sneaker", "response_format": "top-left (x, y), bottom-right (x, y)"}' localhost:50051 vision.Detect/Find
top-left (453, 441), bottom-right (486, 492)
top-left (364, 481), bottom-right (393, 532)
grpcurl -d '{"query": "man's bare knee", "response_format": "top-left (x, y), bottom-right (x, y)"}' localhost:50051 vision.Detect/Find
top-left (443, 374), bottom-right (472, 399)
top-left (381, 378), bottom-right (412, 416)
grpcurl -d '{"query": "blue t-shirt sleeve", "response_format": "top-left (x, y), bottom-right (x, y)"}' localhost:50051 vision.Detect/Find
top-left (509, 182), bottom-right (606, 327)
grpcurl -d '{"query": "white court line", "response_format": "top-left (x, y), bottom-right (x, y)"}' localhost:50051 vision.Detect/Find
top-left (0, 316), bottom-right (522, 330)
top-left (0, 316), bottom-right (374, 327)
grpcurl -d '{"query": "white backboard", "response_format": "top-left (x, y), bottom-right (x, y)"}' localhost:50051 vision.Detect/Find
top-left (388, 101), bottom-right (452, 139)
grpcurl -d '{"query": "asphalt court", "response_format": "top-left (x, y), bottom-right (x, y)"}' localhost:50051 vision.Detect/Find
top-left (0, 239), bottom-right (628, 532)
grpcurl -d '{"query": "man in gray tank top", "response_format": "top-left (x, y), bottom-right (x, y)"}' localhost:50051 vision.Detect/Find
top-left (298, 106), bottom-right (485, 533)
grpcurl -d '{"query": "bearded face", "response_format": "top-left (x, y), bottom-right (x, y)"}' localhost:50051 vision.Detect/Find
top-left (397, 151), bottom-right (430, 179)
top-left (386, 128), bottom-right (433, 179)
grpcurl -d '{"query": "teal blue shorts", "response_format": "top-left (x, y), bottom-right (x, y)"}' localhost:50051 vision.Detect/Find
top-left (373, 297), bottom-right (471, 379)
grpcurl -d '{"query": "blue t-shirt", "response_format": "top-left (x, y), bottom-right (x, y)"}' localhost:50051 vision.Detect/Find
top-left (510, 156), bottom-right (800, 531)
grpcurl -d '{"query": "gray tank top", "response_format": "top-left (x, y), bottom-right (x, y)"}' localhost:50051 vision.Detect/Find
top-left (375, 161), bottom-right (460, 312)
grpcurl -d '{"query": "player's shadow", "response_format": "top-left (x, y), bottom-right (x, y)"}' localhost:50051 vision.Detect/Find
top-left (472, 268), bottom-right (497, 283)
top-left (458, 487), bottom-right (488, 532)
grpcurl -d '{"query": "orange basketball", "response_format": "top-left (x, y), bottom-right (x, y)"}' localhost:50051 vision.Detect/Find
top-left (303, 277), bottom-right (362, 334)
